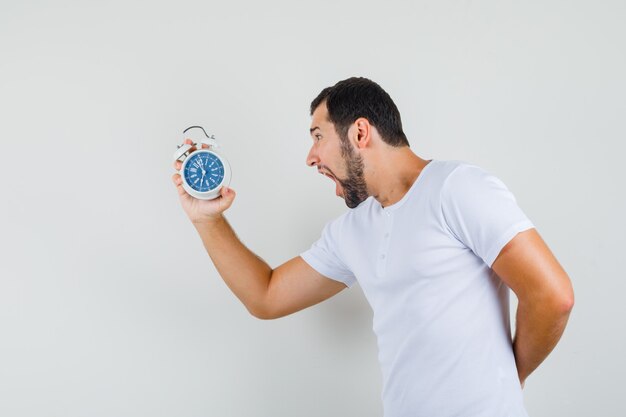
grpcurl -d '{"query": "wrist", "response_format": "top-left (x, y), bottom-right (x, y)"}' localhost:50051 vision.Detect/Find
top-left (191, 214), bottom-right (224, 228)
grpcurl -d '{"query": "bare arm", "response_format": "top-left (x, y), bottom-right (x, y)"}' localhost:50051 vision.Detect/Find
top-left (193, 217), bottom-right (346, 319)
top-left (172, 140), bottom-right (345, 319)
top-left (492, 228), bottom-right (575, 386)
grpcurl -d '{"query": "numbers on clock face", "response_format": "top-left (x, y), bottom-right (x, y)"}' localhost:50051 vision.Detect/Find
top-left (183, 151), bottom-right (225, 192)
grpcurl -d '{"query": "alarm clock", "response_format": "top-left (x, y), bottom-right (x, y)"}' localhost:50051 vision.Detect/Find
top-left (173, 126), bottom-right (231, 200)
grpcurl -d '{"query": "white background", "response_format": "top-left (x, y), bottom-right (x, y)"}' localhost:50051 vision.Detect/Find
top-left (1, 0), bottom-right (624, 416)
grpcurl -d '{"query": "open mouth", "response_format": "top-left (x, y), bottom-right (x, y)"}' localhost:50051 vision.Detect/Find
top-left (318, 170), bottom-right (343, 197)
top-left (319, 170), bottom-right (337, 182)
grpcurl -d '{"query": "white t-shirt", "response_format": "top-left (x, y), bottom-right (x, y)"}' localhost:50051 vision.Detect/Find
top-left (301, 160), bottom-right (534, 417)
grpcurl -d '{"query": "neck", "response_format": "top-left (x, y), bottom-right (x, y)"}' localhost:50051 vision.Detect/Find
top-left (367, 148), bottom-right (431, 208)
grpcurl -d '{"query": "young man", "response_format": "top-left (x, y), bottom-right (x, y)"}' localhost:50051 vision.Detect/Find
top-left (172, 77), bottom-right (574, 417)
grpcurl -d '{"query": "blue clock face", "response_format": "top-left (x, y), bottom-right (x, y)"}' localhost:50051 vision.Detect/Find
top-left (183, 151), bottom-right (225, 192)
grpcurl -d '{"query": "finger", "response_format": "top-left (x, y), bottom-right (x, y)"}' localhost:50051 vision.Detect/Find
top-left (172, 176), bottom-right (187, 196)
top-left (182, 138), bottom-right (198, 152)
top-left (173, 139), bottom-right (196, 169)
top-left (178, 138), bottom-right (196, 151)
top-left (171, 172), bottom-right (186, 196)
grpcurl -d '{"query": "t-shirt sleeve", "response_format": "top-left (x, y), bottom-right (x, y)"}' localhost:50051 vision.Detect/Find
top-left (440, 164), bottom-right (535, 267)
top-left (300, 220), bottom-right (357, 288)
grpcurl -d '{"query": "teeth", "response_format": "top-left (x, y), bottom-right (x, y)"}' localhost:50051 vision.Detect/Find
top-left (318, 171), bottom-right (335, 181)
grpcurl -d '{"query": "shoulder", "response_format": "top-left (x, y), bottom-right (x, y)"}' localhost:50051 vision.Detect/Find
top-left (436, 160), bottom-right (520, 216)
top-left (436, 160), bottom-right (505, 195)
top-left (439, 160), bottom-right (488, 180)
top-left (414, 159), bottom-right (482, 182)
top-left (415, 159), bottom-right (489, 196)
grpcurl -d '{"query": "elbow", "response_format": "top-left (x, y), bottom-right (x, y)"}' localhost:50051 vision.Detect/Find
top-left (244, 280), bottom-right (290, 320)
top-left (560, 288), bottom-right (575, 315)
top-left (552, 281), bottom-right (575, 316)
top-left (246, 302), bottom-right (281, 321)
top-left (249, 308), bottom-right (279, 321)
top-left (520, 288), bottom-right (574, 321)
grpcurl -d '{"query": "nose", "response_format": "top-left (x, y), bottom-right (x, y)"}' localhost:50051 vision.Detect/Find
top-left (306, 145), bottom-right (319, 167)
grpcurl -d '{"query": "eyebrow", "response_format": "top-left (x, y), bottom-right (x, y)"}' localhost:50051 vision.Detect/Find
top-left (309, 127), bottom-right (320, 134)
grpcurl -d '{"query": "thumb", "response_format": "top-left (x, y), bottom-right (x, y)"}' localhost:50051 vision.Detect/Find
top-left (220, 186), bottom-right (236, 205)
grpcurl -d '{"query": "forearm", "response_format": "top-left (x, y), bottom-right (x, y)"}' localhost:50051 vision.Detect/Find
top-left (512, 299), bottom-right (573, 384)
top-left (193, 216), bottom-right (271, 316)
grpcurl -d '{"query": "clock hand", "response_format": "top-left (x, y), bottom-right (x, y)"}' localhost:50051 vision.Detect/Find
top-left (201, 159), bottom-right (208, 186)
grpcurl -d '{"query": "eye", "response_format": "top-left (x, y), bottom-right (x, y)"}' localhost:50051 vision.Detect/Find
top-left (315, 134), bottom-right (322, 141)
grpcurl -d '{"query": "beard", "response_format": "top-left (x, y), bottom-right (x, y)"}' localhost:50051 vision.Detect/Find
top-left (337, 139), bottom-right (369, 209)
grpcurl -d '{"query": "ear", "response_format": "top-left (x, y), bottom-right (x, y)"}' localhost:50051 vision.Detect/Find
top-left (351, 117), bottom-right (371, 149)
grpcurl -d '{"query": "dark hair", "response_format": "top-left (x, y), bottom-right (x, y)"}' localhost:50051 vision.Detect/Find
top-left (310, 77), bottom-right (409, 147)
